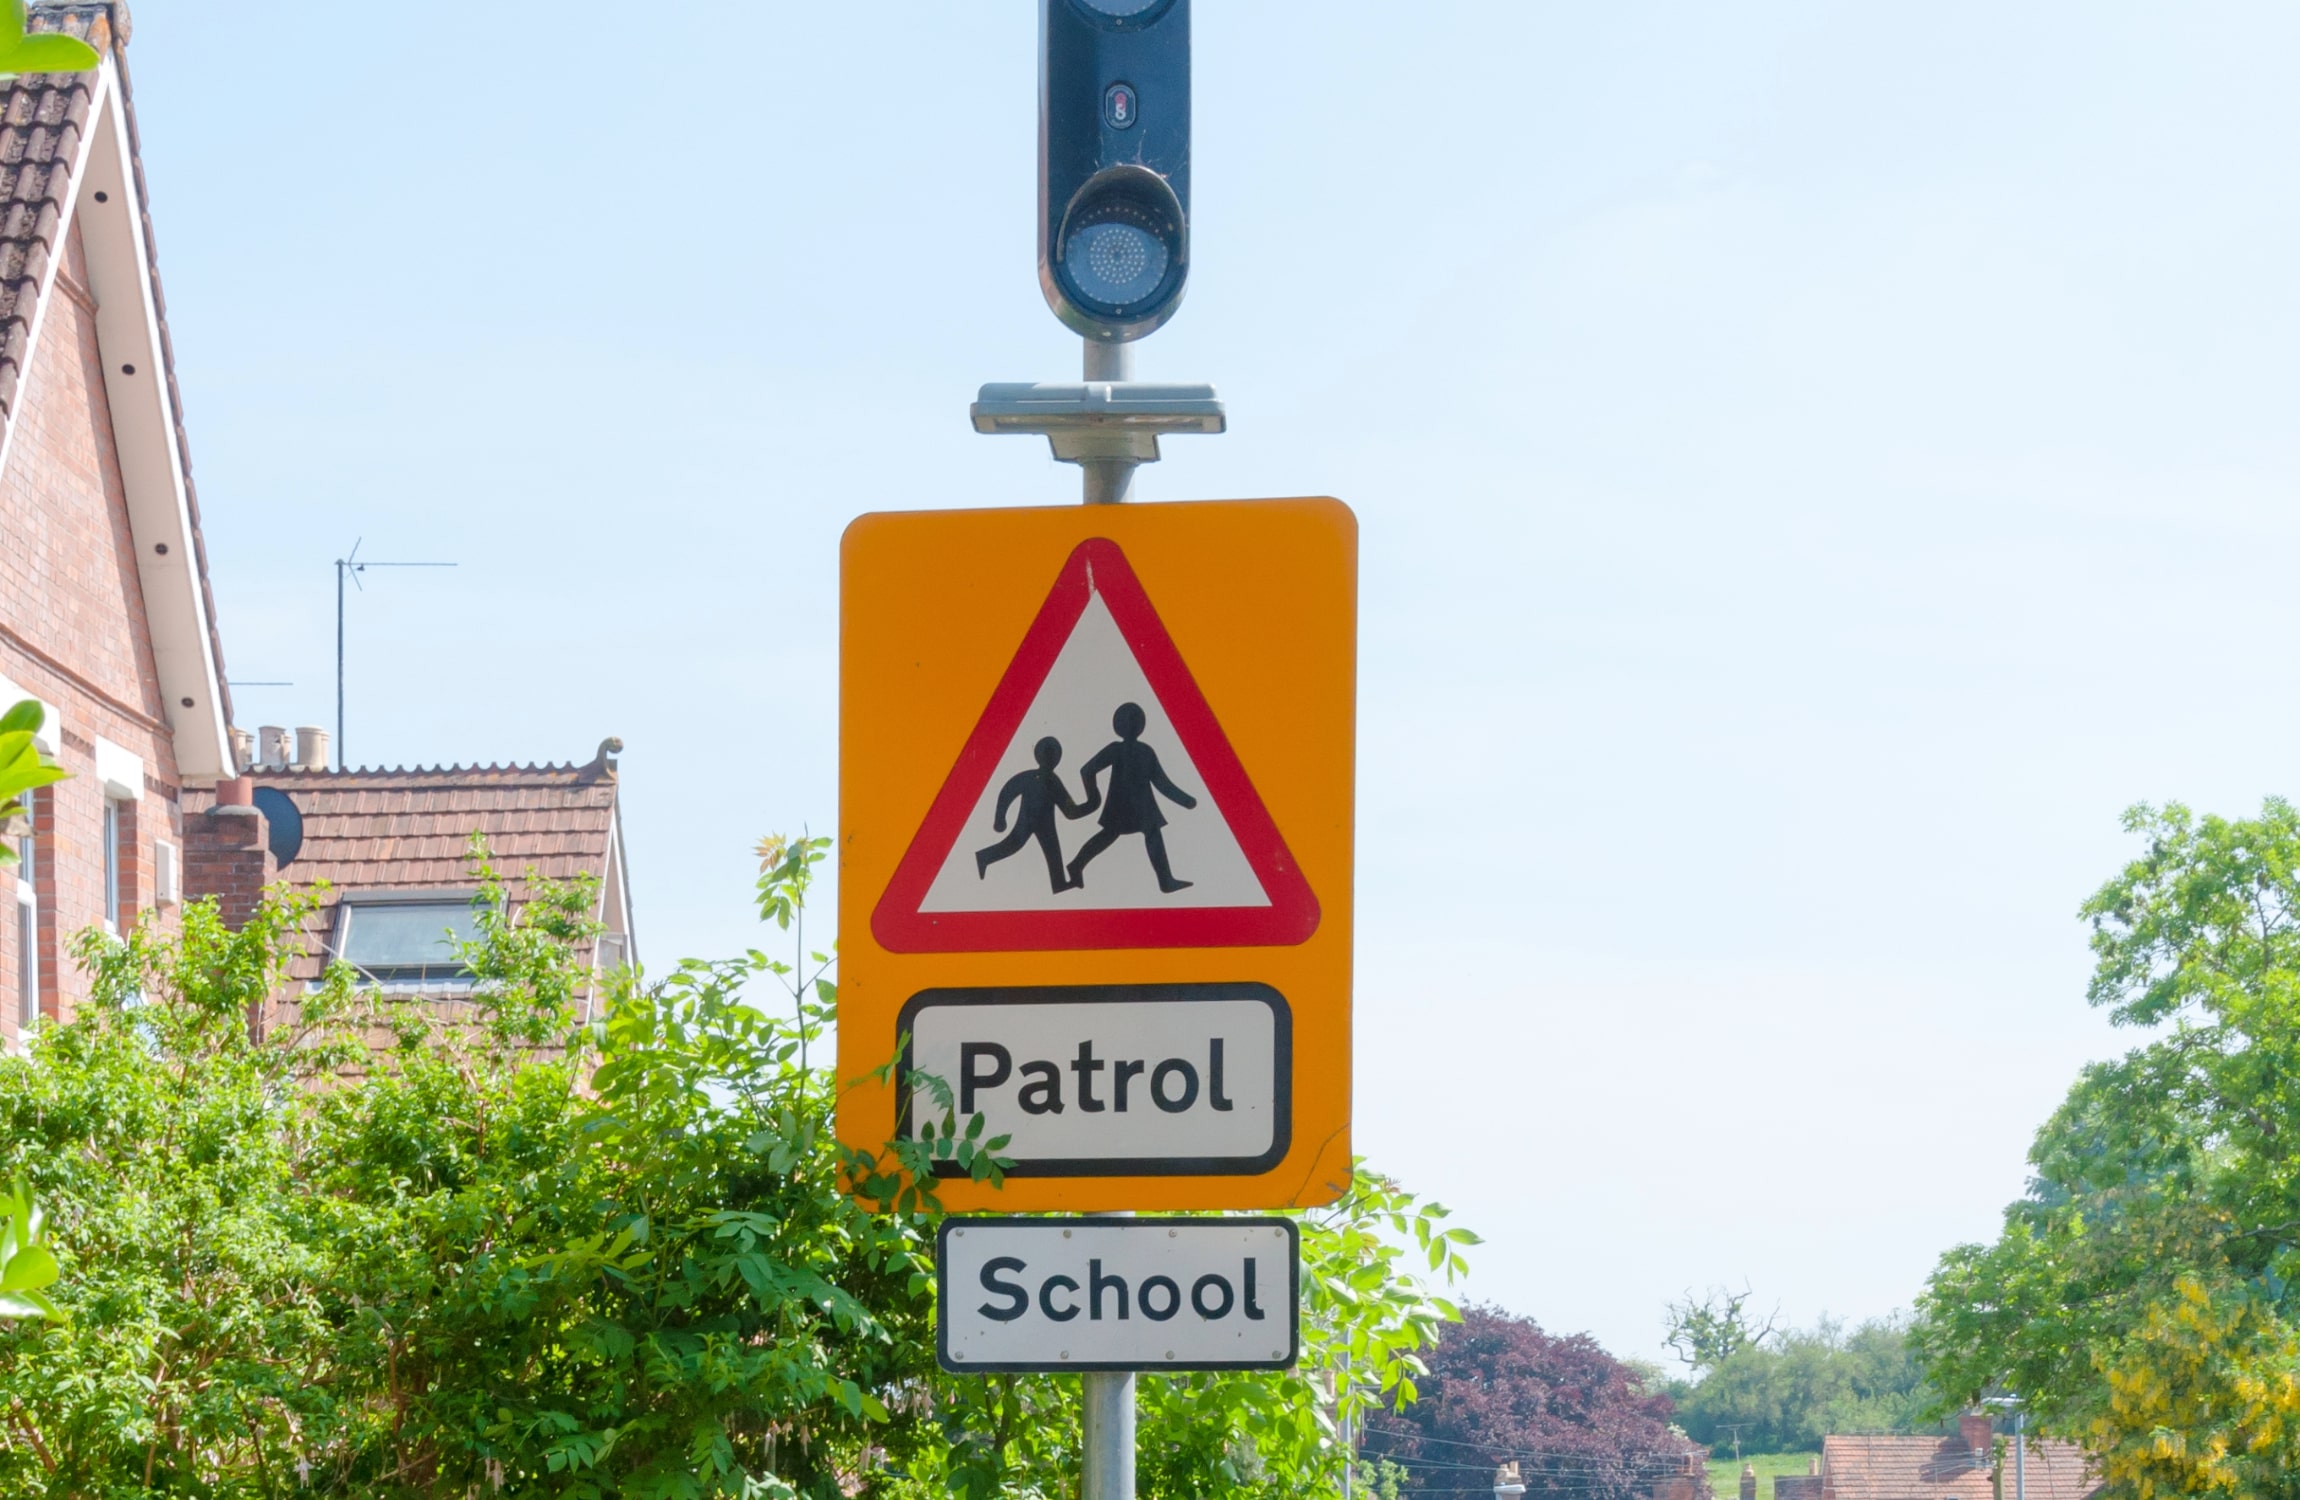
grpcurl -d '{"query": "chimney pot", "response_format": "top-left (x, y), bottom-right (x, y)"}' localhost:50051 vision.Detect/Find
top-left (228, 725), bottom-right (255, 775)
top-left (214, 774), bottom-right (253, 808)
top-left (294, 725), bottom-right (330, 773)
top-left (258, 725), bottom-right (291, 772)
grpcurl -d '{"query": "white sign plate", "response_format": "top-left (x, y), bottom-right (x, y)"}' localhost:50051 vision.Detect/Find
top-left (937, 1216), bottom-right (1300, 1372)
top-left (900, 984), bottom-right (1291, 1176)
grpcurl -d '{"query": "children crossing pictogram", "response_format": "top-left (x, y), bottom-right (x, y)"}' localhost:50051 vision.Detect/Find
top-left (974, 735), bottom-right (1092, 892)
top-left (872, 537), bottom-right (1320, 953)
top-left (1067, 701), bottom-right (1199, 893)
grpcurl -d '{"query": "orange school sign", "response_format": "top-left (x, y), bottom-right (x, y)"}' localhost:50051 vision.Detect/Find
top-left (837, 497), bottom-right (1356, 1212)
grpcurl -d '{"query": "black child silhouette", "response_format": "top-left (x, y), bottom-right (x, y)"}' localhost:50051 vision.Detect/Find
top-left (975, 735), bottom-right (1092, 893)
top-left (1066, 701), bottom-right (1199, 894)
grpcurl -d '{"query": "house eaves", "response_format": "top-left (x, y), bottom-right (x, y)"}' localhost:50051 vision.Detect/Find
top-left (0, 3), bottom-right (235, 783)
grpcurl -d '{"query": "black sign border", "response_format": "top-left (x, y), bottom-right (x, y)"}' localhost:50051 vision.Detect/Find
top-left (935, 1215), bottom-right (1302, 1373)
top-left (896, 981), bottom-right (1293, 1177)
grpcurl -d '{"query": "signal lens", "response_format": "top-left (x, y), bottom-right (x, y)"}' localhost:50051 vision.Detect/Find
top-left (1048, 164), bottom-right (1188, 336)
top-left (1064, 221), bottom-right (1169, 308)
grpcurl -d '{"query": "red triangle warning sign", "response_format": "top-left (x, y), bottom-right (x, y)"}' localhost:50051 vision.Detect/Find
top-left (872, 538), bottom-right (1321, 953)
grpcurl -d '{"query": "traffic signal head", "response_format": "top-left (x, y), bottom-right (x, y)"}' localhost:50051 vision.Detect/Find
top-left (1039, 0), bottom-right (1190, 343)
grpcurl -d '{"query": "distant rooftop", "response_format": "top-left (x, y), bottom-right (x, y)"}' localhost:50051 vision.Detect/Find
top-left (186, 742), bottom-right (630, 985)
top-left (1820, 1434), bottom-right (2099, 1500)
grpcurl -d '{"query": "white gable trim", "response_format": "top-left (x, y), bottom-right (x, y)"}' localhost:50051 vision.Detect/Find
top-left (600, 810), bottom-right (634, 946)
top-left (0, 56), bottom-right (233, 785)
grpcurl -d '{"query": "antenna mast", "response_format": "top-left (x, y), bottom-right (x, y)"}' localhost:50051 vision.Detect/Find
top-left (335, 539), bottom-right (456, 771)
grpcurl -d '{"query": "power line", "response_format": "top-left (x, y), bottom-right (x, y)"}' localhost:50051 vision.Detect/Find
top-left (1363, 1428), bottom-right (1700, 1467)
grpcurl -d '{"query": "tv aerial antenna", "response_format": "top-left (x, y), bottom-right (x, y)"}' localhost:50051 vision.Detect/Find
top-left (335, 539), bottom-right (455, 771)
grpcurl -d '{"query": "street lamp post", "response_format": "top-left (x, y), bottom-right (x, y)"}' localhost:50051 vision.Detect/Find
top-left (1984, 1396), bottom-right (2025, 1500)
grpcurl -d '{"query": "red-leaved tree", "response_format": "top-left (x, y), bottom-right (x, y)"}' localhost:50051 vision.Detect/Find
top-left (1364, 1304), bottom-right (1705, 1499)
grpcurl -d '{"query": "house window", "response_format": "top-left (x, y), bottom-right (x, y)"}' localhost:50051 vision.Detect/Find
top-left (101, 798), bottom-right (121, 933)
top-left (15, 793), bottom-right (33, 1030)
top-left (332, 892), bottom-right (485, 983)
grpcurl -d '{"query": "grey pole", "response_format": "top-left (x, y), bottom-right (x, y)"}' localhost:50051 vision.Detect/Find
top-left (1077, 379), bottom-right (1137, 1497)
top-left (1081, 1362), bottom-right (1137, 1500)
top-left (334, 557), bottom-right (346, 769)
top-left (1080, 339), bottom-right (1137, 505)
top-left (2014, 1408), bottom-right (2024, 1500)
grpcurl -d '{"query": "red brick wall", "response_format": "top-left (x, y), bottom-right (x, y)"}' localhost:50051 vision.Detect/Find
top-left (182, 806), bottom-right (273, 931)
top-left (0, 219), bottom-right (184, 1034)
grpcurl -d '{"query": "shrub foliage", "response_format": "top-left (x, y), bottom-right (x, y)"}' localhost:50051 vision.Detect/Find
top-left (0, 841), bottom-right (1463, 1497)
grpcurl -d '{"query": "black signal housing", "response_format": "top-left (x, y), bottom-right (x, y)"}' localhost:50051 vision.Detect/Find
top-left (1039, 0), bottom-right (1191, 342)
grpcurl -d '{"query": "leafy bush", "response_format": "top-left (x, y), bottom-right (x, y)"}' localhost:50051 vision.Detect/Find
top-left (0, 838), bottom-right (1465, 1496)
top-left (1363, 1304), bottom-right (1700, 1499)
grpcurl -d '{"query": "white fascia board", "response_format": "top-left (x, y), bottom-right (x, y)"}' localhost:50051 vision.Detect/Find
top-left (600, 804), bottom-right (635, 962)
top-left (68, 60), bottom-right (232, 785)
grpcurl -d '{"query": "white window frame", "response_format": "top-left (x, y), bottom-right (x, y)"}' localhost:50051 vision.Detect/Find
top-left (93, 737), bottom-right (142, 801)
top-left (101, 797), bottom-right (121, 934)
top-left (330, 888), bottom-right (489, 987)
top-left (15, 791), bottom-right (34, 1034)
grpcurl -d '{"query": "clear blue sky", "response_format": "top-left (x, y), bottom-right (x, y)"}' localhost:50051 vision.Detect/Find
top-left (131, 3), bottom-right (2300, 1366)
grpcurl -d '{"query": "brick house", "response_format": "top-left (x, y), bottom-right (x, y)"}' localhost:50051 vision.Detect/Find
top-left (1793, 1416), bottom-right (2099, 1500)
top-left (0, 3), bottom-right (634, 1034)
top-left (182, 743), bottom-right (635, 1023)
top-left (0, 3), bottom-right (236, 1034)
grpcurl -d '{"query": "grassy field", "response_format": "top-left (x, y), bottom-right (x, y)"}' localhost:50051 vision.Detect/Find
top-left (1706, 1452), bottom-right (1821, 1499)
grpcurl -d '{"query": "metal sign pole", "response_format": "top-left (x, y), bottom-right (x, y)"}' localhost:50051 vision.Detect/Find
top-left (1081, 340), bottom-right (1137, 505)
top-left (1081, 1360), bottom-right (1137, 1500)
top-left (1077, 344), bottom-right (1136, 1500)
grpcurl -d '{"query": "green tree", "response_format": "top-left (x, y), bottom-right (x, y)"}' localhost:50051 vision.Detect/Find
top-left (1672, 1314), bottom-right (1938, 1452)
top-left (1913, 799), bottom-right (2300, 1497)
top-left (1664, 1284), bottom-right (1778, 1375)
top-left (0, 831), bottom-right (1464, 1496)
top-left (0, 887), bottom-right (341, 1489)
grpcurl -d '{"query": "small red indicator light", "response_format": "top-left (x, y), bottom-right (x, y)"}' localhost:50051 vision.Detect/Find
top-left (1104, 82), bottom-right (1138, 130)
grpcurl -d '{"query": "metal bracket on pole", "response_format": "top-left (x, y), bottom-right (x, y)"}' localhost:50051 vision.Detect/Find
top-left (971, 351), bottom-right (1225, 505)
top-left (970, 381), bottom-right (1226, 462)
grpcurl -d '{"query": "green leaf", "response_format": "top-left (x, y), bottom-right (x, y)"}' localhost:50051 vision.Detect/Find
top-left (0, 1241), bottom-right (57, 1294)
top-left (0, 1288), bottom-right (60, 1322)
top-left (0, 31), bottom-right (98, 73)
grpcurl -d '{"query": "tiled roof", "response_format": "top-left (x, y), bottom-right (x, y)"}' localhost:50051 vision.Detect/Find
top-left (1821, 1436), bottom-right (2100, 1500)
top-left (0, 3), bottom-right (233, 731)
top-left (0, 5), bottom-right (109, 429)
top-left (186, 758), bottom-right (623, 982)
top-left (1822, 1437), bottom-right (1991, 1500)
